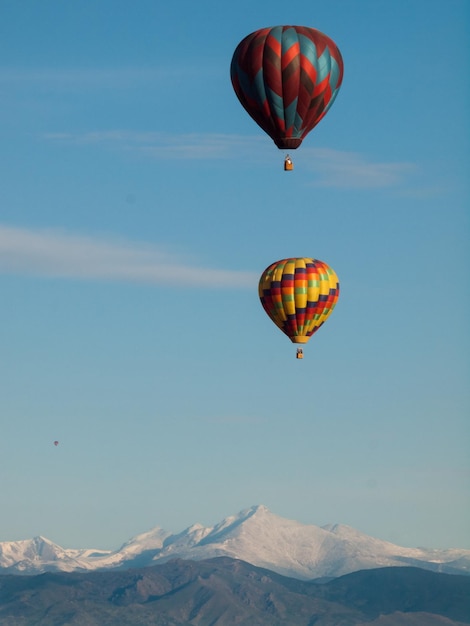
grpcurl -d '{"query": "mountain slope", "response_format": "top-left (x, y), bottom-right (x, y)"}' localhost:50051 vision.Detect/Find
top-left (0, 558), bottom-right (468, 626)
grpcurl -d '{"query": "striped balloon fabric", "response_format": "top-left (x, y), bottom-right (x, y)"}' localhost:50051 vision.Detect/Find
top-left (258, 258), bottom-right (340, 344)
top-left (231, 25), bottom-right (343, 149)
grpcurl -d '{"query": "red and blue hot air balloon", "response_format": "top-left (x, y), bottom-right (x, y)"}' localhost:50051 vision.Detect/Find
top-left (230, 25), bottom-right (344, 169)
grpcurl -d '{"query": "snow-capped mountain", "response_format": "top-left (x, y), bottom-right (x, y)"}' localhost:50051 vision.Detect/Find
top-left (1, 505), bottom-right (469, 579)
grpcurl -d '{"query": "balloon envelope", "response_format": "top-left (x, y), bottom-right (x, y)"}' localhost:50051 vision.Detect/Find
top-left (259, 258), bottom-right (339, 344)
top-left (231, 25), bottom-right (343, 149)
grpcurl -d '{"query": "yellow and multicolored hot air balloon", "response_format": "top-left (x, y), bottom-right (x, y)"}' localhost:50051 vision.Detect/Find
top-left (258, 258), bottom-right (339, 357)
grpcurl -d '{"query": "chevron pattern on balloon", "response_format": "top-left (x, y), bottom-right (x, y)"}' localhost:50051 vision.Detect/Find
top-left (231, 25), bottom-right (344, 149)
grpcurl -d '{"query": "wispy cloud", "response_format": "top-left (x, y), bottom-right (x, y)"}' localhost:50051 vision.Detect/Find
top-left (301, 147), bottom-right (417, 188)
top-left (43, 131), bottom-right (416, 187)
top-left (42, 131), bottom-right (248, 159)
top-left (0, 224), bottom-right (256, 288)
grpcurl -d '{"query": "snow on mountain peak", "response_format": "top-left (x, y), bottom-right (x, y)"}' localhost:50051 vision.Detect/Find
top-left (1, 506), bottom-right (469, 579)
top-left (119, 526), bottom-right (171, 555)
top-left (199, 504), bottom-right (269, 542)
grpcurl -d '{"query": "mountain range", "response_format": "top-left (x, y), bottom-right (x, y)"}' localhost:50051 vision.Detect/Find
top-left (1, 505), bottom-right (469, 579)
top-left (1, 558), bottom-right (469, 625)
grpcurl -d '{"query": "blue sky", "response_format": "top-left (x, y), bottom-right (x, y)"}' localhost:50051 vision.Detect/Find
top-left (0, 0), bottom-right (469, 551)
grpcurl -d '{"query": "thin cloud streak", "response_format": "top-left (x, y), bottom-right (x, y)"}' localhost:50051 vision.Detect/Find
top-left (43, 131), bottom-right (253, 160)
top-left (302, 147), bottom-right (417, 188)
top-left (43, 131), bottom-right (416, 188)
top-left (0, 225), bottom-right (256, 288)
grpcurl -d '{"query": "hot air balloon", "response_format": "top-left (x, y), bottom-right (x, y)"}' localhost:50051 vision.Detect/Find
top-left (230, 25), bottom-right (344, 169)
top-left (53, 441), bottom-right (59, 446)
top-left (259, 258), bottom-right (339, 357)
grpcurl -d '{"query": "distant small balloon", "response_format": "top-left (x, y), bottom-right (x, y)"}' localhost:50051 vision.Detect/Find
top-left (54, 441), bottom-right (59, 446)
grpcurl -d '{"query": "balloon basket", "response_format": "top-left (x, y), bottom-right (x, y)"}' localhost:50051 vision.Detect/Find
top-left (284, 155), bottom-right (293, 171)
